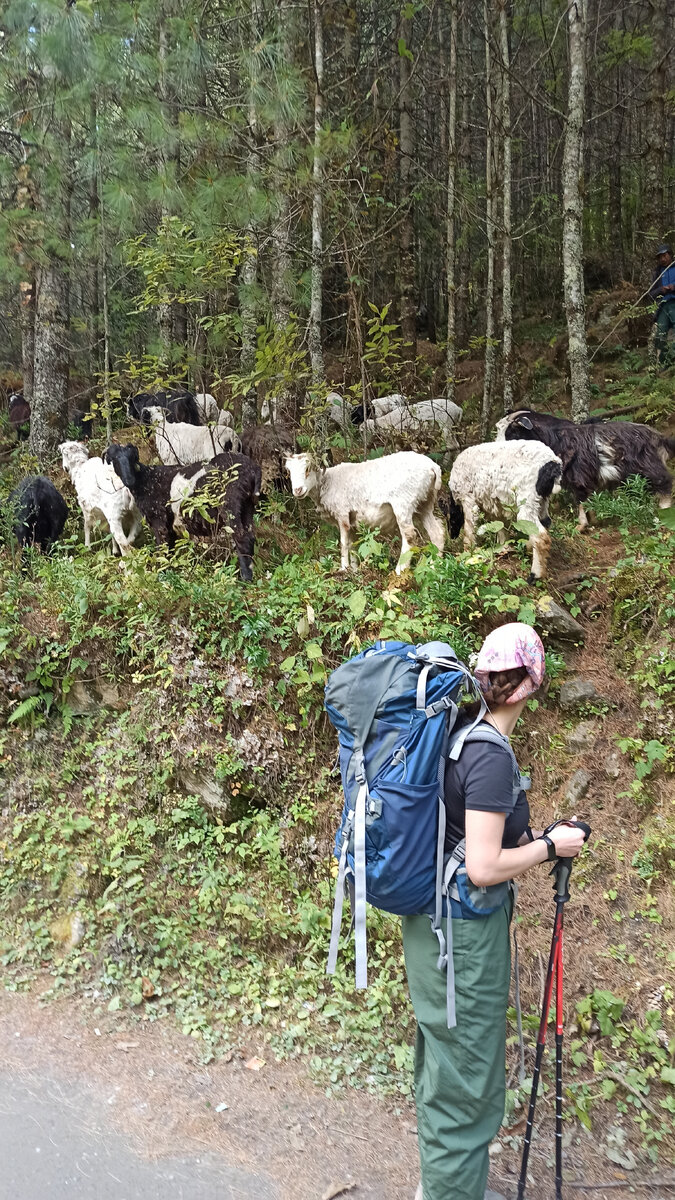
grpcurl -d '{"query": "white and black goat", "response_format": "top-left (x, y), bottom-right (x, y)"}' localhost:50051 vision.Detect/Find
top-left (446, 440), bottom-right (563, 580)
top-left (496, 409), bottom-right (675, 530)
top-left (103, 443), bottom-right (261, 581)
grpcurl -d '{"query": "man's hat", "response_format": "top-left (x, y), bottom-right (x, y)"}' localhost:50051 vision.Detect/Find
top-left (656, 243), bottom-right (672, 256)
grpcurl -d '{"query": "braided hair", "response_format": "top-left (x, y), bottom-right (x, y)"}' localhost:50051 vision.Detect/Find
top-left (464, 665), bottom-right (529, 717)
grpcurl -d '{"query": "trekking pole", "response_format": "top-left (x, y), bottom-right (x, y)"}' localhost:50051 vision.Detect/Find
top-left (517, 820), bottom-right (591, 1200)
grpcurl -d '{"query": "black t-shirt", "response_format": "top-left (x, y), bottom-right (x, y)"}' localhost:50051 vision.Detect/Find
top-left (443, 720), bottom-right (530, 856)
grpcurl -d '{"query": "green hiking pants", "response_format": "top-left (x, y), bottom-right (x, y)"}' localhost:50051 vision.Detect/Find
top-left (402, 905), bottom-right (512, 1200)
top-left (655, 300), bottom-right (675, 364)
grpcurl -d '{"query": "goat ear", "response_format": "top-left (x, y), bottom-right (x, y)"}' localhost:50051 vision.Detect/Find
top-left (517, 415), bottom-right (533, 430)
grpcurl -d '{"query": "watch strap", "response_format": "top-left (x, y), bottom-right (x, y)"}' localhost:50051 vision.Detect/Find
top-left (540, 834), bottom-right (556, 861)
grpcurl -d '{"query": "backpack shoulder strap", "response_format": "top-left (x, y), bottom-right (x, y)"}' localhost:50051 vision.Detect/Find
top-left (447, 721), bottom-right (530, 798)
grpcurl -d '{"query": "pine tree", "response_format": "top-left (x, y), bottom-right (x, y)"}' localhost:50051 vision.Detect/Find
top-left (562, 0), bottom-right (591, 423)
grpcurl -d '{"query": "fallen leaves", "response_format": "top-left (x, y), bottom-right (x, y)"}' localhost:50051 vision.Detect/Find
top-left (321, 1183), bottom-right (356, 1200)
top-left (244, 1056), bottom-right (265, 1072)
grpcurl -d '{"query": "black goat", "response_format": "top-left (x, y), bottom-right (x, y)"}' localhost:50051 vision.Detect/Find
top-left (496, 408), bottom-right (675, 529)
top-left (7, 476), bottom-right (68, 552)
top-left (127, 391), bottom-right (161, 422)
top-left (164, 392), bottom-right (202, 425)
top-left (71, 408), bottom-right (92, 438)
top-left (103, 443), bottom-right (261, 581)
top-left (126, 390), bottom-right (202, 426)
top-left (8, 392), bottom-right (31, 440)
top-left (349, 401), bottom-right (374, 426)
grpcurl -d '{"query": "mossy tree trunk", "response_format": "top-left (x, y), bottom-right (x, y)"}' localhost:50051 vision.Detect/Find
top-left (562, 0), bottom-right (591, 423)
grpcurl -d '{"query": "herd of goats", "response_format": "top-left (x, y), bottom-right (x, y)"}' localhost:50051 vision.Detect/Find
top-left (3, 385), bottom-right (674, 583)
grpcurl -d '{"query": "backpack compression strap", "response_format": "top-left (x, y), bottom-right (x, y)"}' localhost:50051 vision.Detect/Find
top-left (326, 750), bottom-right (369, 988)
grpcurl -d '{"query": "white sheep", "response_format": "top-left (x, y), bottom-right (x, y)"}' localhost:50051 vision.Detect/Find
top-left (194, 392), bottom-right (220, 422)
top-left (363, 397), bottom-right (462, 443)
top-left (447, 439), bottom-right (563, 580)
top-left (143, 405), bottom-right (241, 465)
top-left (368, 393), bottom-right (406, 417)
top-left (345, 393), bottom-right (407, 426)
top-left (59, 441), bottom-right (142, 556)
top-left (327, 391), bottom-right (351, 430)
top-left (285, 450), bottom-right (445, 573)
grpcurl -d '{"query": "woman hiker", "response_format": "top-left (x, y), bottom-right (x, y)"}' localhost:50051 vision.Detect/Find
top-left (404, 622), bottom-right (587, 1200)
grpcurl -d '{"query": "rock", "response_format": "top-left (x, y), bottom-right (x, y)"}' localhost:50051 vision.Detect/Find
top-left (535, 596), bottom-right (585, 642)
top-left (66, 681), bottom-right (100, 716)
top-left (67, 678), bottom-right (122, 716)
top-left (559, 680), bottom-right (600, 709)
top-left (59, 861), bottom-right (90, 902)
top-left (605, 1126), bottom-right (638, 1171)
top-left (603, 749), bottom-right (622, 779)
top-left (49, 912), bottom-right (86, 950)
top-left (565, 769), bottom-right (592, 805)
top-left (235, 725), bottom-right (283, 770)
top-left (567, 720), bottom-right (597, 753)
top-left (96, 680), bottom-right (121, 708)
top-left (177, 768), bottom-right (232, 818)
top-left (221, 665), bottom-right (260, 706)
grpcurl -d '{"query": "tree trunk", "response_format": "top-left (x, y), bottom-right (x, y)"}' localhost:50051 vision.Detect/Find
top-left (456, 11), bottom-right (471, 350)
top-left (19, 281), bottom-right (35, 406)
top-left (500, 0), bottom-right (513, 412)
top-left (643, 0), bottom-right (668, 256)
top-left (445, 0), bottom-right (458, 403)
top-left (481, 0), bottom-right (497, 439)
top-left (31, 263), bottom-right (70, 463)
top-left (30, 112), bottom-right (71, 464)
top-left (308, 0), bottom-right (325, 387)
top-left (608, 147), bottom-right (624, 280)
top-left (271, 0), bottom-right (293, 334)
top-left (398, 14), bottom-right (417, 355)
top-left (15, 161), bottom-right (36, 404)
top-left (240, 0), bottom-right (263, 427)
top-left (157, 7), bottom-right (173, 362)
top-left (97, 125), bottom-right (113, 441)
top-left (89, 97), bottom-right (101, 387)
top-left (562, 0), bottom-right (591, 423)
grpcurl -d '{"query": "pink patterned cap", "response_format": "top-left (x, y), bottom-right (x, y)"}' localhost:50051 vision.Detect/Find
top-left (474, 622), bottom-right (546, 704)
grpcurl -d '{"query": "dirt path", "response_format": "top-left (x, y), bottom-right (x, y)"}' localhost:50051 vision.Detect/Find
top-left (0, 988), bottom-right (421, 1200)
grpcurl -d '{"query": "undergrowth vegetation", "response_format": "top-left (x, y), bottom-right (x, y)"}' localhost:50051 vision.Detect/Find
top-left (0, 456), bottom-right (674, 1158)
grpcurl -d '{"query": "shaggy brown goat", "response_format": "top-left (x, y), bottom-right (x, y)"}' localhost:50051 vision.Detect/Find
top-left (240, 423), bottom-right (295, 495)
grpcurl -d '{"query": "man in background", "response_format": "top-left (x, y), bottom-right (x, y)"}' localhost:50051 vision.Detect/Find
top-left (650, 243), bottom-right (675, 367)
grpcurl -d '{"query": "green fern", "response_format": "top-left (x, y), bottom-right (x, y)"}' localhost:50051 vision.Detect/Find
top-left (7, 695), bottom-right (42, 726)
top-left (61, 704), bottom-right (74, 737)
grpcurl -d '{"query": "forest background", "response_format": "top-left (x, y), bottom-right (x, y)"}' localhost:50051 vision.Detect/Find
top-left (0, 0), bottom-right (673, 446)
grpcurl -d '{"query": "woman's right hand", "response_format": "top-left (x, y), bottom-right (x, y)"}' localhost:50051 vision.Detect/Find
top-left (549, 819), bottom-right (587, 858)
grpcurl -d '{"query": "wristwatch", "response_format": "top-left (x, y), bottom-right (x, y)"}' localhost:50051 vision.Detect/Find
top-left (539, 834), bottom-right (557, 861)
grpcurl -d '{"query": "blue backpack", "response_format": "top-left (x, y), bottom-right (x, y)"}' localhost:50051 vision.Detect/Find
top-left (325, 639), bottom-right (527, 1027)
